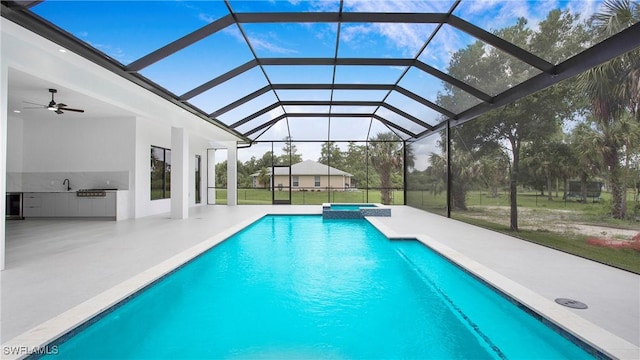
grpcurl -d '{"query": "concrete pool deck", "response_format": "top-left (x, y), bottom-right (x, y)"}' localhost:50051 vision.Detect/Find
top-left (1, 205), bottom-right (638, 358)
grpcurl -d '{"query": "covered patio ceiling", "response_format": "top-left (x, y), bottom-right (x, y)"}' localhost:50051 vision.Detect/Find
top-left (2, 0), bottom-right (639, 143)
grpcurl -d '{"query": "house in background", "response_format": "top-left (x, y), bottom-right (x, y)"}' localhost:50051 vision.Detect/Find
top-left (251, 160), bottom-right (352, 191)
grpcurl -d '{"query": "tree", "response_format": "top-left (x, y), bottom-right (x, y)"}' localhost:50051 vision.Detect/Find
top-left (215, 161), bottom-right (227, 188)
top-left (318, 141), bottom-right (345, 170)
top-left (429, 133), bottom-right (483, 211)
top-left (477, 147), bottom-right (510, 199)
top-left (521, 134), bottom-right (575, 200)
top-left (577, 0), bottom-right (640, 218)
top-left (368, 132), bottom-right (412, 204)
top-left (570, 121), bottom-right (603, 201)
top-left (343, 142), bottom-right (367, 188)
top-left (438, 10), bottom-right (586, 230)
top-left (256, 151), bottom-right (275, 169)
top-left (257, 167), bottom-right (270, 189)
top-left (277, 137), bottom-right (302, 165)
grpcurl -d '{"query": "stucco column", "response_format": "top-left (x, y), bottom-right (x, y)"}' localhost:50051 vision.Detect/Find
top-left (170, 127), bottom-right (189, 219)
top-left (226, 142), bottom-right (237, 206)
top-left (1, 59), bottom-right (7, 270)
top-left (207, 148), bottom-right (216, 204)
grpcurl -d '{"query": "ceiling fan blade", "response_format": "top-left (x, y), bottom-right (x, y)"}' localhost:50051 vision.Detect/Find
top-left (57, 103), bottom-right (67, 108)
top-left (55, 109), bottom-right (64, 115)
top-left (60, 107), bottom-right (85, 113)
top-left (23, 100), bottom-right (46, 106)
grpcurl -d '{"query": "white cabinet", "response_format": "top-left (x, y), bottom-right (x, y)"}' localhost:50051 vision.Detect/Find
top-left (22, 192), bottom-right (117, 219)
top-left (77, 198), bottom-right (92, 216)
top-left (56, 194), bottom-right (79, 217)
top-left (23, 193), bottom-right (42, 217)
top-left (40, 193), bottom-right (56, 217)
top-left (78, 193), bottom-right (116, 217)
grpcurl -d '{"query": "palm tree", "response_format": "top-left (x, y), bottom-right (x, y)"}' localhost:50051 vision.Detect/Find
top-left (428, 138), bottom-right (482, 211)
top-left (570, 122), bottom-right (603, 201)
top-left (257, 168), bottom-right (270, 189)
top-left (368, 132), bottom-right (414, 205)
top-left (577, 0), bottom-right (640, 218)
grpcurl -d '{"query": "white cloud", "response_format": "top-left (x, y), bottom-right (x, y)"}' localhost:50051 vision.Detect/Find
top-left (341, 24), bottom-right (375, 43)
top-left (198, 12), bottom-right (218, 24)
top-left (344, 0), bottom-right (451, 13)
top-left (566, 0), bottom-right (600, 21)
top-left (339, 0), bottom-right (448, 57)
top-left (249, 35), bottom-right (299, 55)
top-left (222, 26), bottom-right (298, 55)
top-left (90, 42), bottom-right (130, 63)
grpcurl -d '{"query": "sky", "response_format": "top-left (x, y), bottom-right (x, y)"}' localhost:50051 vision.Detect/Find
top-left (31, 0), bottom-right (603, 165)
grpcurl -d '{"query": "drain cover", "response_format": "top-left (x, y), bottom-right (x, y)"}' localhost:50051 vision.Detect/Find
top-left (555, 298), bottom-right (588, 309)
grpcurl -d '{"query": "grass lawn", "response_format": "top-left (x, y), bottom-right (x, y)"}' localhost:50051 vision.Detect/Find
top-left (454, 215), bottom-right (640, 274)
top-left (214, 189), bottom-right (404, 205)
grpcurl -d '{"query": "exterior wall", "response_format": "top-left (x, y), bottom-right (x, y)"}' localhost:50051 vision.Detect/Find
top-left (267, 175), bottom-right (351, 190)
top-left (135, 116), bottom-right (169, 218)
top-left (134, 117), bottom-right (211, 218)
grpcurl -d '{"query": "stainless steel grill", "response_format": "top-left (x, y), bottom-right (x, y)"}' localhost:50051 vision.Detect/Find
top-left (76, 189), bottom-right (107, 197)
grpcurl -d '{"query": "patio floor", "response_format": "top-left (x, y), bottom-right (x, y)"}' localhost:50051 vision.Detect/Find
top-left (1, 205), bottom-right (638, 357)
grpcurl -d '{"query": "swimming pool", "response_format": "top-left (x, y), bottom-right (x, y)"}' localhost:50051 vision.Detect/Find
top-left (41, 215), bottom-right (593, 359)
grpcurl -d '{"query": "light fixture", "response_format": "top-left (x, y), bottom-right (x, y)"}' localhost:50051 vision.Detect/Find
top-left (58, 48), bottom-right (67, 53)
top-left (47, 88), bottom-right (57, 110)
top-left (13, 110), bottom-right (21, 113)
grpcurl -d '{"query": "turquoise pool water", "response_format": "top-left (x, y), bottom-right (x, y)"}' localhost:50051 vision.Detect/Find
top-left (43, 216), bottom-right (593, 359)
top-left (329, 204), bottom-right (375, 211)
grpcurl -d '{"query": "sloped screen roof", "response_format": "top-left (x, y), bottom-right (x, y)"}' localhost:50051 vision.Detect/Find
top-left (2, 0), bottom-right (639, 143)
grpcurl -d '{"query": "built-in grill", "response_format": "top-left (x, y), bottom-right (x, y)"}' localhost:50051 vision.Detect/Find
top-left (76, 189), bottom-right (107, 197)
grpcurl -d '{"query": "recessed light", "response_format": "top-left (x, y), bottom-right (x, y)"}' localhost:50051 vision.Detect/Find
top-left (59, 49), bottom-right (67, 53)
top-left (13, 110), bottom-right (21, 113)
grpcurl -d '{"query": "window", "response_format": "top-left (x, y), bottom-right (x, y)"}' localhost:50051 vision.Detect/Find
top-left (195, 155), bottom-right (201, 204)
top-left (314, 176), bottom-right (320, 187)
top-left (292, 176), bottom-right (299, 187)
top-left (151, 146), bottom-right (171, 200)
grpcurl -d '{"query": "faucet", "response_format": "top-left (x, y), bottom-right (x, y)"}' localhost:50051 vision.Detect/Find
top-left (63, 178), bottom-right (71, 191)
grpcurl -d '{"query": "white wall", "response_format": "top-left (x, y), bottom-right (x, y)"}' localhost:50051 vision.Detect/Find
top-left (6, 115), bottom-right (23, 192)
top-left (9, 112), bottom-right (211, 220)
top-left (135, 117), bottom-right (214, 218)
top-left (6, 115), bottom-right (22, 173)
top-left (135, 116), bottom-right (171, 218)
top-left (190, 136), bottom-right (210, 207)
top-left (21, 115), bottom-right (135, 172)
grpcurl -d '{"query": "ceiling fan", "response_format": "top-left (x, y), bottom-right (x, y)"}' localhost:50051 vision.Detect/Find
top-left (24, 88), bottom-right (85, 115)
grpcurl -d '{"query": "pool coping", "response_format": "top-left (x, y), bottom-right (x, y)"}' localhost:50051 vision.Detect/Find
top-left (2, 213), bottom-right (638, 360)
top-left (365, 217), bottom-right (640, 360)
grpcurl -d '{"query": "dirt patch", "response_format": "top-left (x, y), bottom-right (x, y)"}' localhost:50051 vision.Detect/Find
top-left (465, 206), bottom-right (639, 240)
